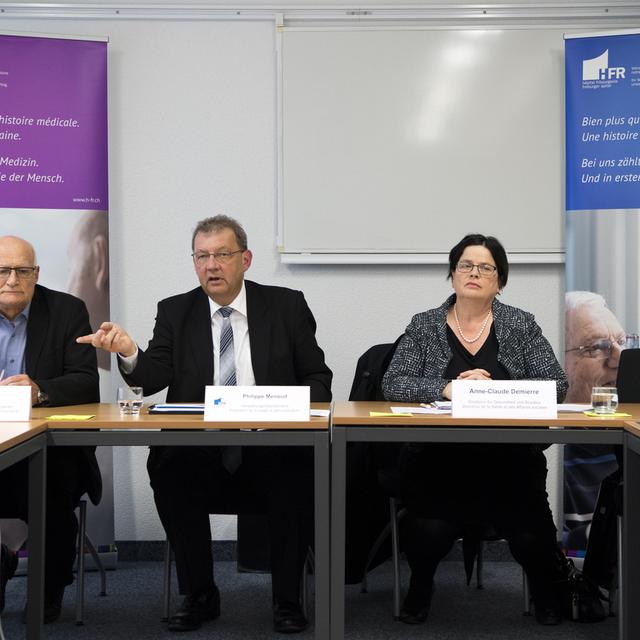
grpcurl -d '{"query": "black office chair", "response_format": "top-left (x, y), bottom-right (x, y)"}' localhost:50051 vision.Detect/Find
top-left (74, 499), bottom-right (108, 625)
top-left (617, 348), bottom-right (640, 403)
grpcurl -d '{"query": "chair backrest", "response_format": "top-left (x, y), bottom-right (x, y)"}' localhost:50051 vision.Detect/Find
top-left (349, 336), bottom-right (403, 401)
top-left (617, 348), bottom-right (640, 402)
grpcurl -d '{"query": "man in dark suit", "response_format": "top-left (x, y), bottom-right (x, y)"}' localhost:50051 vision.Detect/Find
top-left (79, 215), bottom-right (332, 634)
top-left (0, 235), bottom-right (100, 623)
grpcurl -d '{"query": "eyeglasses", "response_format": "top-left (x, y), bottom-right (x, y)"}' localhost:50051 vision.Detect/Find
top-left (565, 336), bottom-right (628, 359)
top-left (0, 266), bottom-right (38, 281)
top-left (456, 261), bottom-right (497, 277)
top-left (191, 250), bottom-right (243, 265)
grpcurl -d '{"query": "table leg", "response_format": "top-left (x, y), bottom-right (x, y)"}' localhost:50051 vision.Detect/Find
top-left (314, 432), bottom-right (330, 639)
top-left (330, 427), bottom-right (347, 640)
top-left (26, 444), bottom-right (46, 640)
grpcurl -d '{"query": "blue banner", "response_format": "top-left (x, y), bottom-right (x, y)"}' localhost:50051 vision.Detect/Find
top-left (565, 31), bottom-right (640, 210)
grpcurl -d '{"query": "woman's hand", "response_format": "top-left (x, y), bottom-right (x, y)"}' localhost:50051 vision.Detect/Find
top-left (457, 368), bottom-right (492, 381)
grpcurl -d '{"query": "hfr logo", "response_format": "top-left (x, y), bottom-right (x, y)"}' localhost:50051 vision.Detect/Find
top-left (582, 49), bottom-right (625, 81)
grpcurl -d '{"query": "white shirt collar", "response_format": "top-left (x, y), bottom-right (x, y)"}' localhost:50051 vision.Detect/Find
top-left (207, 281), bottom-right (247, 319)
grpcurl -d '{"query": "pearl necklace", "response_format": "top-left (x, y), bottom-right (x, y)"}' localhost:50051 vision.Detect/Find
top-left (453, 305), bottom-right (492, 344)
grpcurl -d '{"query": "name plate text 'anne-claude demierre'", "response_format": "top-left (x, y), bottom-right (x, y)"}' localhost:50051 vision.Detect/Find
top-left (451, 380), bottom-right (557, 419)
top-left (204, 386), bottom-right (310, 422)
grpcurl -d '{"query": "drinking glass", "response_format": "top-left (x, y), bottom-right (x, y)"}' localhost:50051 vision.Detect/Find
top-left (117, 386), bottom-right (144, 415)
top-left (591, 386), bottom-right (618, 415)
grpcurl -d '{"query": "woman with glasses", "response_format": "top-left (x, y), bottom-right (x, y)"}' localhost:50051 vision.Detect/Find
top-left (382, 234), bottom-right (568, 627)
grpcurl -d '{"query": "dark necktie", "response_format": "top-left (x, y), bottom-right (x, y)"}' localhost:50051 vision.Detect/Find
top-left (218, 307), bottom-right (241, 473)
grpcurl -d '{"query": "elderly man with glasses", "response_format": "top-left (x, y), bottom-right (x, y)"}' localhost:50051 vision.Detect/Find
top-left (0, 235), bottom-right (100, 623)
top-left (563, 290), bottom-right (627, 554)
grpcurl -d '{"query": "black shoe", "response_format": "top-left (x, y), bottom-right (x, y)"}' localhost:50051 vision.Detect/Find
top-left (0, 544), bottom-right (18, 614)
top-left (44, 587), bottom-right (65, 624)
top-left (273, 602), bottom-right (308, 634)
top-left (20, 586), bottom-right (65, 624)
top-left (167, 587), bottom-right (220, 632)
top-left (534, 597), bottom-right (563, 625)
top-left (399, 583), bottom-right (433, 625)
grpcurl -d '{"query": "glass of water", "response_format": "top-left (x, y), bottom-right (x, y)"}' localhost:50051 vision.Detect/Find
top-left (591, 386), bottom-right (618, 415)
top-left (117, 386), bottom-right (144, 416)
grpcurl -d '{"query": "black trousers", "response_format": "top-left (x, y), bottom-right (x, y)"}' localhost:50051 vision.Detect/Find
top-left (0, 447), bottom-right (87, 594)
top-left (147, 445), bottom-right (314, 606)
top-left (399, 443), bottom-right (564, 600)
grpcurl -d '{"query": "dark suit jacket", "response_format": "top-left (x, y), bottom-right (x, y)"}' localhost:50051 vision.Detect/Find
top-left (26, 284), bottom-right (101, 503)
top-left (122, 280), bottom-right (332, 402)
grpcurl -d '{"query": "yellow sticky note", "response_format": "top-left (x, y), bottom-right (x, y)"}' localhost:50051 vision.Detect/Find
top-left (582, 411), bottom-right (631, 418)
top-left (45, 415), bottom-right (95, 421)
top-left (369, 411), bottom-right (413, 417)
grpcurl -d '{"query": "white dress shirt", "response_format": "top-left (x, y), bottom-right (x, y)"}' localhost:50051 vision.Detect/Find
top-left (208, 282), bottom-right (255, 386)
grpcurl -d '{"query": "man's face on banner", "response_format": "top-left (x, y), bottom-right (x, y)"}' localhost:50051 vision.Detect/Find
top-left (565, 302), bottom-right (626, 403)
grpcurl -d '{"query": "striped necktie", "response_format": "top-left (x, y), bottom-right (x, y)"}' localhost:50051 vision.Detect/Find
top-left (218, 306), bottom-right (236, 386)
top-left (218, 306), bottom-right (241, 472)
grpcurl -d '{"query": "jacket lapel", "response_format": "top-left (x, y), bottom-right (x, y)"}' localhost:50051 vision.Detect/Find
top-left (188, 289), bottom-right (215, 386)
top-left (25, 285), bottom-right (48, 377)
top-left (246, 281), bottom-right (271, 385)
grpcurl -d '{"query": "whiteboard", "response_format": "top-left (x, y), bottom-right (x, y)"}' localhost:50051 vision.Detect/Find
top-left (278, 27), bottom-right (567, 260)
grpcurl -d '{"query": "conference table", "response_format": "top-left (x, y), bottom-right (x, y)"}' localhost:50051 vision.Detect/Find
top-left (8, 403), bottom-right (640, 640)
top-left (0, 421), bottom-right (47, 640)
top-left (330, 401), bottom-right (640, 640)
top-left (27, 402), bottom-right (331, 640)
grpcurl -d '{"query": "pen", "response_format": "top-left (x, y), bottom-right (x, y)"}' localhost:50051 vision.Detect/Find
top-left (0, 369), bottom-right (4, 382)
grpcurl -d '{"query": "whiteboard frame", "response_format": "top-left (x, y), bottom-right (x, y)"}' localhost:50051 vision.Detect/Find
top-left (275, 9), bottom-right (640, 264)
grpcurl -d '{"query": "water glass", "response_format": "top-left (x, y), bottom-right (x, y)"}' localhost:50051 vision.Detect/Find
top-left (117, 386), bottom-right (144, 416)
top-left (591, 386), bottom-right (618, 415)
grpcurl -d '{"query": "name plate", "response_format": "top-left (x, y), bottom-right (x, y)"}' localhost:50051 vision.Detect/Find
top-left (204, 386), bottom-right (310, 422)
top-left (0, 386), bottom-right (32, 421)
top-left (451, 380), bottom-right (557, 419)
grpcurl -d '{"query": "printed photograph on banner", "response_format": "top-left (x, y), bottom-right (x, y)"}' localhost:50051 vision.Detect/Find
top-left (1, 209), bottom-right (111, 371)
top-left (563, 208), bottom-right (640, 555)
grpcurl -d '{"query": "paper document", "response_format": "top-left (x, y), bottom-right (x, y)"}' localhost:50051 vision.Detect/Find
top-left (390, 406), bottom-right (450, 415)
top-left (148, 403), bottom-right (205, 414)
top-left (558, 403), bottom-right (591, 413)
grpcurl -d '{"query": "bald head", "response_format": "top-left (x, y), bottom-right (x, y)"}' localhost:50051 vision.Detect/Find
top-left (0, 236), bottom-right (37, 264)
top-left (0, 235), bottom-right (40, 321)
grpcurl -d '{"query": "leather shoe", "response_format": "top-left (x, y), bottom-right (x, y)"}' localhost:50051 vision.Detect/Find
top-left (534, 597), bottom-right (562, 625)
top-left (44, 587), bottom-right (64, 624)
top-left (20, 586), bottom-right (65, 624)
top-left (167, 587), bottom-right (220, 632)
top-left (0, 544), bottom-right (18, 613)
top-left (273, 602), bottom-right (308, 634)
top-left (399, 583), bottom-right (433, 625)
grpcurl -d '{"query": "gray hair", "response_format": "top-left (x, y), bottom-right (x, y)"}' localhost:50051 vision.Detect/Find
top-left (191, 215), bottom-right (248, 251)
top-left (565, 290), bottom-right (608, 315)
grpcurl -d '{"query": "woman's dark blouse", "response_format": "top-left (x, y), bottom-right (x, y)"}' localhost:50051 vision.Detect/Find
top-left (444, 324), bottom-right (509, 382)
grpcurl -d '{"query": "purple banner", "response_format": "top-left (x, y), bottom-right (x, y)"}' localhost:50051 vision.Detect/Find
top-left (0, 34), bottom-right (108, 210)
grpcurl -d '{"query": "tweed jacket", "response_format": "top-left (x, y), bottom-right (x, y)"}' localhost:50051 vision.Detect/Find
top-left (382, 294), bottom-right (568, 404)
